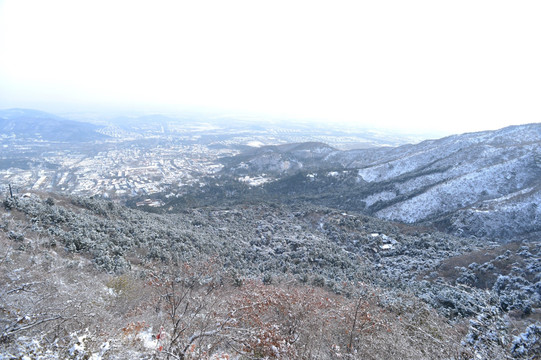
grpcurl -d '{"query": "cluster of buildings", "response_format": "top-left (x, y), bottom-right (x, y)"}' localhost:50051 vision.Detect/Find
top-left (1, 141), bottom-right (236, 202)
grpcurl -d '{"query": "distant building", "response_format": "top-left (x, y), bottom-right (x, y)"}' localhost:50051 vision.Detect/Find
top-left (136, 198), bottom-right (164, 207)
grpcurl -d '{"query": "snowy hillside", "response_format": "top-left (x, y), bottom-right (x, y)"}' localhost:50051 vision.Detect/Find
top-left (219, 123), bottom-right (541, 240)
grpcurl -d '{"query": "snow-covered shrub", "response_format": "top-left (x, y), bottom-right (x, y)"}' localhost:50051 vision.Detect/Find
top-left (4, 331), bottom-right (110, 360)
top-left (511, 324), bottom-right (541, 358)
top-left (462, 306), bottom-right (510, 359)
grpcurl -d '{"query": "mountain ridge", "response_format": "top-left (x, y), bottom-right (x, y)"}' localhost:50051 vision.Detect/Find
top-left (0, 108), bottom-right (109, 142)
top-left (215, 122), bottom-right (541, 241)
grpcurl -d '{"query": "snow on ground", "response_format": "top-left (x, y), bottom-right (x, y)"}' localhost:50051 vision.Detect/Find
top-left (376, 154), bottom-right (536, 223)
top-left (246, 141), bottom-right (265, 147)
top-left (238, 175), bottom-right (271, 186)
top-left (363, 191), bottom-right (397, 207)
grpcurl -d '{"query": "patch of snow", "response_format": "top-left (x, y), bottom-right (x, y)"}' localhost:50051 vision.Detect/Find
top-left (363, 191), bottom-right (397, 207)
top-left (69, 333), bottom-right (87, 356)
top-left (89, 341), bottom-right (110, 360)
top-left (137, 328), bottom-right (159, 350)
top-left (238, 176), bottom-right (271, 186)
top-left (247, 140), bottom-right (265, 147)
top-left (484, 186), bottom-right (536, 204)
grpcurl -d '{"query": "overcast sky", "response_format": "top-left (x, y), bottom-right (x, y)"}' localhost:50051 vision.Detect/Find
top-left (1, 0), bottom-right (540, 134)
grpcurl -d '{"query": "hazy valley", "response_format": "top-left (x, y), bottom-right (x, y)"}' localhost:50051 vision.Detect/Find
top-left (1, 109), bottom-right (540, 359)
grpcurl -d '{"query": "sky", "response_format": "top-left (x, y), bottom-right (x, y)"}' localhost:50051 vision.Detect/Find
top-left (0, 0), bottom-right (540, 135)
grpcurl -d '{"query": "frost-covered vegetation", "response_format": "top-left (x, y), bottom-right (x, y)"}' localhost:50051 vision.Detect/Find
top-left (1, 192), bottom-right (540, 358)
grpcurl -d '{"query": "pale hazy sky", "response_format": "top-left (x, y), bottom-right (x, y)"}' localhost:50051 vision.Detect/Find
top-left (0, 0), bottom-right (540, 134)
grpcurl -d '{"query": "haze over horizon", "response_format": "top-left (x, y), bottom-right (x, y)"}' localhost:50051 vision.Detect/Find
top-left (1, 0), bottom-right (540, 136)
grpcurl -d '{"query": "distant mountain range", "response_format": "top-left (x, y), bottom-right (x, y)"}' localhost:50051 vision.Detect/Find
top-left (218, 123), bottom-right (541, 241)
top-left (0, 108), bottom-right (109, 142)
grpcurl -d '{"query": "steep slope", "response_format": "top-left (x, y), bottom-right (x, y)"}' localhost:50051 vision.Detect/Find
top-left (0, 108), bottom-right (109, 142)
top-left (356, 124), bottom-right (541, 239)
top-left (449, 184), bottom-right (541, 240)
top-left (2, 192), bottom-right (540, 358)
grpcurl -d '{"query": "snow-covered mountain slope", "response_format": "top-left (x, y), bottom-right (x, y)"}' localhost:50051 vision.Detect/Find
top-left (220, 142), bottom-right (337, 175)
top-left (449, 184), bottom-right (541, 240)
top-left (221, 123), bottom-right (541, 240)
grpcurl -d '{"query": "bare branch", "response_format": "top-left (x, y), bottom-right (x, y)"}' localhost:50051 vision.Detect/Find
top-left (4, 314), bottom-right (65, 336)
top-left (6, 281), bottom-right (41, 295)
